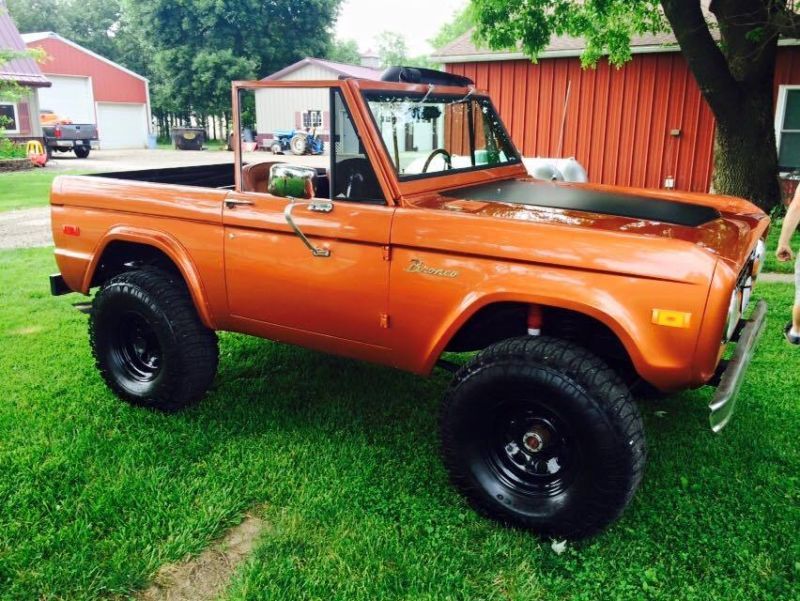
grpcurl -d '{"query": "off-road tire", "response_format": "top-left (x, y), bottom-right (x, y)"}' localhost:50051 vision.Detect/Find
top-left (89, 268), bottom-right (218, 411)
top-left (74, 145), bottom-right (90, 159)
top-left (440, 336), bottom-right (645, 539)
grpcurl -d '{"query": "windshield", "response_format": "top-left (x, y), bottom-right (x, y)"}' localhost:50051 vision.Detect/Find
top-left (363, 91), bottom-right (520, 180)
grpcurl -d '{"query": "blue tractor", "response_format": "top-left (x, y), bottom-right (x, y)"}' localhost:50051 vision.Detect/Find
top-left (270, 128), bottom-right (324, 156)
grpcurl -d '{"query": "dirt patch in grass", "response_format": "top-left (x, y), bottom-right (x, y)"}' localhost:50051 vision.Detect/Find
top-left (136, 511), bottom-right (267, 601)
top-left (10, 325), bottom-right (43, 335)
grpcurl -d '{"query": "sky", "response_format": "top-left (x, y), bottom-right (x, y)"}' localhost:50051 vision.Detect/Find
top-left (335, 0), bottom-right (468, 56)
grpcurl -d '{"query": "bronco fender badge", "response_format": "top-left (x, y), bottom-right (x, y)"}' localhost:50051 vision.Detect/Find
top-left (405, 258), bottom-right (459, 278)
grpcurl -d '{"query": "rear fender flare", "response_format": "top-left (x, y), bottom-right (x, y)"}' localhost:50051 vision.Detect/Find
top-left (83, 226), bottom-right (216, 329)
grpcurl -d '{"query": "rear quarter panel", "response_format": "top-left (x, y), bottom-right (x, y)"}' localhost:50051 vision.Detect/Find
top-left (51, 175), bottom-right (228, 327)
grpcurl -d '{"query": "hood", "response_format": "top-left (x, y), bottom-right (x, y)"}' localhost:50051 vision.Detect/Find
top-left (409, 177), bottom-right (768, 266)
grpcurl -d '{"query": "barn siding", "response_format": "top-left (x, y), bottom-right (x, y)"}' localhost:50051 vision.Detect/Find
top-left (25, 38), bottom-right (147, 104)
top-left (446, 46), bottom-right (800, 192)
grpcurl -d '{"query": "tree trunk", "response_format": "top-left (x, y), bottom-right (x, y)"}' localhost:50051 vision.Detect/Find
top-left (712, 81), bottom-right (782, 212)
top-left (661, 0), bottom-right (782, 213)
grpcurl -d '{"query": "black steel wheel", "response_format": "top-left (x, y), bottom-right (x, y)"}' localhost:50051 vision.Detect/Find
top-left (440, 336), bottom-right (645, 539)
top-left (108, 311), bottom-right (163, 386)
top-left (89, 267), bottom-right (218, 411)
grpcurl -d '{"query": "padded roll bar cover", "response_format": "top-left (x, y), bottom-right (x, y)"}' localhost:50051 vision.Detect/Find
top-left (379, 66), bottom-right (475, 88)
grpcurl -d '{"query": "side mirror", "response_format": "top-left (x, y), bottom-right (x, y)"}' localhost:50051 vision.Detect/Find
top-left (268, 164), bottom-right (317, 199)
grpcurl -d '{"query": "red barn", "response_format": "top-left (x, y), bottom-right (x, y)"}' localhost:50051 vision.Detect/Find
top-left (433, 31), bottom-right (800, 194)
top-left (22, 32), bottom-right (151, 149)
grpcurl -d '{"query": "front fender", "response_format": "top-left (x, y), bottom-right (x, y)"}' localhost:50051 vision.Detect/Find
top-left (388, 247), bottom-right (712, 391)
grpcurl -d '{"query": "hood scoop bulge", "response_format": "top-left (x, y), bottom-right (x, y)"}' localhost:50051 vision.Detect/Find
top-left (443, 180), bottom-right (721, 227)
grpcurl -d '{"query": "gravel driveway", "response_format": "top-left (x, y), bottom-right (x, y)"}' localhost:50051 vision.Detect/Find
top-left (0, 207), bottom-right (52, 249)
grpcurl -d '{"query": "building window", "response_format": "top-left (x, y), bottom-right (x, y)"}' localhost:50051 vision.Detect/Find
top-left (302, 109), bottom-right (323, 129)
top-left (0, 103), bottom-right (19, 134)
top-left (776, 86), bottom-right (800, 170)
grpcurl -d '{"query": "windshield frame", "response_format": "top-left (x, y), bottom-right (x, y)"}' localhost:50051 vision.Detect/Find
top-left (360, 89), bottom-right (522, 183)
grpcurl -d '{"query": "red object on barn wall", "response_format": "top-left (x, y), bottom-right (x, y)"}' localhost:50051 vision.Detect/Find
top-left (437, 32), bottom-right (800, 193)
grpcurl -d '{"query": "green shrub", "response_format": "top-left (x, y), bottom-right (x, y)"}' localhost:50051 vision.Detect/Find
top-left (0, 134), bottom-right (26, 159)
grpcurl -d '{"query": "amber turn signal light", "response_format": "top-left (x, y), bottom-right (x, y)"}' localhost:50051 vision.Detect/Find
top-left (651, 309), bottom-right (692, 329)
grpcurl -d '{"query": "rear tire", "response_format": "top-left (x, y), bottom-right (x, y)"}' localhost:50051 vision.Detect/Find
top-left (440, 336), bottom-right (645, 539)
top-left (74, 145), bottom-right (90, 158)
top-left (89, 268), bottom-right (218, 411)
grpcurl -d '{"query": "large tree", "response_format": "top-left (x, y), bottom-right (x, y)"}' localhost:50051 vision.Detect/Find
top-left (123, 0), bottom-right (342, 123)
top-left (7, 0), bottom-right (128, 66)
top-left (8, 0), bottom-right (343, 128)
top-left (471, 0), bottom-right (800, 212)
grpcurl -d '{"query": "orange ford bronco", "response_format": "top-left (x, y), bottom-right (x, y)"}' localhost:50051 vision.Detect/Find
top-left (49, 67), bottom-right (769, 539)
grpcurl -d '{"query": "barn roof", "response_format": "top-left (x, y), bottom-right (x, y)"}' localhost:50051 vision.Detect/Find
top-left (0, 3), bottom-right (50, 88)
top-left (21, 32), bottom-right (148, 82)
top-left (262, 57), bottom-right (383, 81)
top-left (432, 25), bottom-right (800, 64)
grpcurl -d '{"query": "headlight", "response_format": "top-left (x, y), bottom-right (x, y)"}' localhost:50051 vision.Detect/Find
top-left (752, 238), bottom-right (766, 277)
top-left (724, 288), bottom-right (741, 342)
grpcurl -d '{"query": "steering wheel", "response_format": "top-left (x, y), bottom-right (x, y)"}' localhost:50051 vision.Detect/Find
top-left (422, 148), bottom-right (452, 173)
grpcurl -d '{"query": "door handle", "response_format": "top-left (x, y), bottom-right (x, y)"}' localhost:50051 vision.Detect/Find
top-left (284, 199), bottom-right (332, 257)
top-left (225, 197), bottom-right (255, 208)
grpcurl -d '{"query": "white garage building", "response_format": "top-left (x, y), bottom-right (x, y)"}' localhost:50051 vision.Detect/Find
top-left (255, 58), bottom-right (382, 148)
top-left (23, 32), bottom-right (151, 149)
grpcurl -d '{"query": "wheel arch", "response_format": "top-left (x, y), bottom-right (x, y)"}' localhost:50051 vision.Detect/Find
top-left (425, 292), bottom-right (646, 383)
top-left (83, 227), bottom-right (216, 329)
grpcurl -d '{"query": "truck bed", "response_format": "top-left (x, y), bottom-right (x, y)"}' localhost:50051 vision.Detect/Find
top-left (90, 163), bottom-right (236, 189)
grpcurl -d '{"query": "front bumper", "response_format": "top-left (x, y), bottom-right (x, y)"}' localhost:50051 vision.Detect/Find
top-left (708, 300), bottom-right (768, 432)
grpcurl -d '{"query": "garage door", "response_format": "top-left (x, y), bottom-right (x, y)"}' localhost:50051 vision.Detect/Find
top-left (37, 75), bottom-right (94, 123)
top-left (96, 103), bottom-right (148, 149)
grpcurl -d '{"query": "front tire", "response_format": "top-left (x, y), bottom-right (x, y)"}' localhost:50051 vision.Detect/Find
top-left (89, 268), bottom-right (218, 411)
top-left (440, 336), bottom-right (645, 539)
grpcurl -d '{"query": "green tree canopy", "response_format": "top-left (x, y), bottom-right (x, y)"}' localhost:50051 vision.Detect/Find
top-left (376, 31), bottom-right (409, 67)
top-left (328, 38), bottom-right (361, 64)
top-left (471, 0), bottom-right (800, 211)
top-left (7, 0), bottom-right (128, 68)
top-left (124, 0), bottom-right (343, 119)
top-left (0, 47), bottom-right (46, 100)
top-left (7, 0), bottom-right (344, 126)
top-left (429, 5), bottom-right (475, 50)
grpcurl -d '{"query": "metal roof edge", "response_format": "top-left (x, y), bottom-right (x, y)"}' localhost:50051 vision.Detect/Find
top-left (435, 38), bottom-right (800, 64)
top-left (23, 32), bottom-right (149, 82)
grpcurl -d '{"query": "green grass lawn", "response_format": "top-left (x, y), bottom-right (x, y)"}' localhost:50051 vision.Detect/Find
top-left (765, 219), bottom-right (800, 274)
top-left (0, 247), bottom-right (798, 600)
top-left (0, 169), bottom-right (89, 212)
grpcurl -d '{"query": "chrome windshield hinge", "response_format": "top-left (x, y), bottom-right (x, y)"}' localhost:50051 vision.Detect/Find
top-left (382, 245), bottom-right (392, 261)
